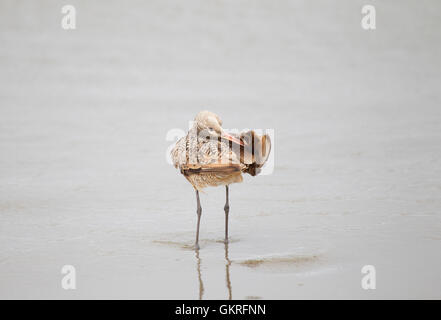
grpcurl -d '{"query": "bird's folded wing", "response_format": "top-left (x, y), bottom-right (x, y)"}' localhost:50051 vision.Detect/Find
top-left (181, 163), bottom-right (242, 175)
top-left (229, 130), bottom-right (272, 168)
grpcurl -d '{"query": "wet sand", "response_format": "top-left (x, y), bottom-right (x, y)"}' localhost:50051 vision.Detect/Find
top-left (0, 0), bottom-right (440, 299)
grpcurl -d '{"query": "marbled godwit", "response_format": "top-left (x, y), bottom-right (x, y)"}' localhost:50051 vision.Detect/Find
top-left (171, 111), bottom-right (271, 249)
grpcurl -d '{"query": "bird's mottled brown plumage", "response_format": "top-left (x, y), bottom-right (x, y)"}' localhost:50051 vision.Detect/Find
top-left (171, 111), bottom-right (271, 191)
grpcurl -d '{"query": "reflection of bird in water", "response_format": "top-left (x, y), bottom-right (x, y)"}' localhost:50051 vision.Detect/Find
top-left (224, 243), bottom-right (232, 300)
top-left (194, 244), bottom-right (233, 300)
top-left (195, 249), bottom-right (204, 300)
top-left (171, 111), bottom-right (271, 249)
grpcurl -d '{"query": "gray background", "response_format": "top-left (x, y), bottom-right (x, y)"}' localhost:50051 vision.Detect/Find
top-left (0, 0), bottom-right (440, 299)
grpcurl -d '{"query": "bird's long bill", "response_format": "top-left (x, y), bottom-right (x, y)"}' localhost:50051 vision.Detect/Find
top-left (221, 132), bottom-right (244, 146)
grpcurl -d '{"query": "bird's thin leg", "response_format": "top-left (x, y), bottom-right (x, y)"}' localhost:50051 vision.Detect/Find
top-left (195, 190), bottom-right (202, 249)
top-left (224, 185), bottom-right (230, 243)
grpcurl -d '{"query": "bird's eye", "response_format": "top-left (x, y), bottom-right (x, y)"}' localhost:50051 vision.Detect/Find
top-left (208, 127), bottom-right (214, 131)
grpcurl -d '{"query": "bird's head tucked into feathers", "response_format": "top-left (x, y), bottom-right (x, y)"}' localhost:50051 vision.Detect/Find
top-left (195, 110), bottom-right (223, 137)
top-left (194, 111), bottom-right (244, 146)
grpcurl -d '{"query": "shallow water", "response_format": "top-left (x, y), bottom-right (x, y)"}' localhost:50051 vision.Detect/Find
top-left (0, 0), bottom-right (440, 299)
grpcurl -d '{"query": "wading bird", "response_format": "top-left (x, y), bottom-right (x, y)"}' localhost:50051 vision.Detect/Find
top-left (171, 111), bottom-right (271, 249)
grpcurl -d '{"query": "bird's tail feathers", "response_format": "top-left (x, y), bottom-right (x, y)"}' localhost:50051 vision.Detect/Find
top-left (230, 130), bottom-right (271, 176)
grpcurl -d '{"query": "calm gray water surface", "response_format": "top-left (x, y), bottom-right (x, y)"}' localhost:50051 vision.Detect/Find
top-left (1, 0), bottom-right (440, 298)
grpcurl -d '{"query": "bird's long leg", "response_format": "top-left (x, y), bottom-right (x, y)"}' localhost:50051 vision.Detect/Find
top-left (195, 190), bottom-right (202, 249)
top-left (224, 185), bottom-right (230, 243)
